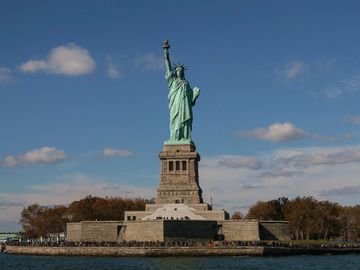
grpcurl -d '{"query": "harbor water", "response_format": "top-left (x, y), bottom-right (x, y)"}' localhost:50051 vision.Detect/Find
top-left (1, 253), bottom-right (360, 270)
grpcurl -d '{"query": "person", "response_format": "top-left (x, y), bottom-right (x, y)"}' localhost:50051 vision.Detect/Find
top-left (163, 40), bottom-right (200, 144)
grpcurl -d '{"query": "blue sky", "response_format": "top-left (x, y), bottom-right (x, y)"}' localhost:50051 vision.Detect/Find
top-left (1, 0), bottom-right (360, 231)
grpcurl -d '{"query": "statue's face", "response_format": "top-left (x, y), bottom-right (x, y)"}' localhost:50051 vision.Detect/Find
top-left (176, 67), bottom-right (184, 78)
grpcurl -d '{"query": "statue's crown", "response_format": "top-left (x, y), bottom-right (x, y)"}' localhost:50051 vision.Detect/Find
top-left (173, 62), bottom-right (187, 71)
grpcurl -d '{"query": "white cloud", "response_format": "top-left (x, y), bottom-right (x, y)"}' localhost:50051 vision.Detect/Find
top-left (260, 146), bottom-right (360, 183)
top-left (200, 157), bottom-right (267, 212)
top-left (279, 61), bottom-right (309, 80)
top-left (20, 60), bottom-right (47, 73)
top-left (0, 67), bottom-right (12, 83)
top-left (199, 145), bottom-right (360, 213)
top-left (2, 147), bottom-right (66, 167)
top-left (312, 133), bottom-right (354, 142)
top-left (217, 155), bottom-right (262, 170)
top-left (260, 169), bottom-right (303, 178)
top-left (321, 71), bottom-right (360, 98)
top-left (134, 53), bottom-right (163, 71)
top-left (281, 148), bottom-right (360, 169)
top-left (19, 43), bottom-right (95, 76)
top-left (340, 73), bottom-right (360, 91)
top-left (320, 185), bottom-right (360, 196)
top-left (236, 123), bottom-right (354, 143)
top-left (2, 145), bottom-right (360, 228)
top-left (107, 63), bottom-right (122, 79)
top-left (101, 148), bottom-right (133, 158)
top-left (235, 122), bottom-right (308, 142)
top-left (242, 184), bottom-right (265, 190)
top-left (27, 173), bottom-right (152, 198)
top-left (0, 200), bottom-right (26, 207)
top-left (0, 173), bottom-right (154, 229)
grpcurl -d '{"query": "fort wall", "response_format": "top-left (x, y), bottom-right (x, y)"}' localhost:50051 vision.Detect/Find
top-left (66, 220), bottom-right (290, 242)
top-left (259, 221), bottom-right (290, 241)
top-left (219, 220), bottom-right (260, 241)
top-left (122, 220), bottom-right (164, 241)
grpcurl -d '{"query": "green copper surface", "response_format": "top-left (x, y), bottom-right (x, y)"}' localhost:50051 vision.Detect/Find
top-left (163, 40), bottom-right (200, 145)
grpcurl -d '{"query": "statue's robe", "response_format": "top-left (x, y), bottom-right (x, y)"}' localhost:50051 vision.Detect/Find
top-left (166, 71), bottom-right (200, 142)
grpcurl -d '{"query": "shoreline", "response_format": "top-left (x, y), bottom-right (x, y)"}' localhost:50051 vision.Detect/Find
top-left (4, 245), bottom-right (360, 257)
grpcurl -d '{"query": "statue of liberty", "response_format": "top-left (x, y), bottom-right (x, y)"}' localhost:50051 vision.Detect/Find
top-left (163, 40), bottom-right (200, 145)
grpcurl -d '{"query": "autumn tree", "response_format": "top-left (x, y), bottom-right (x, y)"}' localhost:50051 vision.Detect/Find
top-left (20, 204), bottom-right (68, 239)
top-left (247, 196), bottom-right (345, 240)
top-left (20, 203), bottom-right (45, 238)
top-left (66, 195), bottom-right (151, 222)
top-left (351, 205), bottom-right (360, 240)
top-left (283, 196), bottom-right (318, 240)
top-left (231, 211), bottom-right (243, 220)
top-left (283, 197), bottom-right (343, 240)
top-left (246, 200), bottom-right (283, 220)
top-left (341, 205), bottom-right (360, 241)
top-left (312, 200), bottom-right (342, 240)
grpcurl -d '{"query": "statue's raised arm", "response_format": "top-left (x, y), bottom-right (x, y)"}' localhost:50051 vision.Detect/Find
top-left (163, 40), bottom-right (172, 75)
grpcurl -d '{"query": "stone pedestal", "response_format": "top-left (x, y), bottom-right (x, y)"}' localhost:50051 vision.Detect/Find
top-left (156, 144), bottom-right (203, 204)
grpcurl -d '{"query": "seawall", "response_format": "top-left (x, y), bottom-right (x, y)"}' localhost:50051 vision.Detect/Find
top-left (5, 245), bottom-right (360, 257)
top-left (5, 245), bottom-right (263, 256)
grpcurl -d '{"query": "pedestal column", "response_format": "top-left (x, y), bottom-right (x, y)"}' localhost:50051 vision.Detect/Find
top-left (156, 144), bottom-right (203, 204)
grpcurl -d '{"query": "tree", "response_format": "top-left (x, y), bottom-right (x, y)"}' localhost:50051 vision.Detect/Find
top-left (283, 196), bottom-right (318, 240)
top-left (246, 200), bottom-right (283, 220)
top-left (231, 211), bottom-right (243, 220)
top-left (20, 203), bottom-right (46, 238)
top-left (313, 200), bottom-right (341, 240)
top-left (41, 206), bottom-right (69, 235)
top-left (341, 205), bottom-right (360, 241)
top-left (20, 204), bottom-right (68, 239)
top-left (19, 195), bottom-right (153, 238)
top-left (66, 195), bottom-right (149, 222)
top-left (66, 195), bottom-right (102, 222)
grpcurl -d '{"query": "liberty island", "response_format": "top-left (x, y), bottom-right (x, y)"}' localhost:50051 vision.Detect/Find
top-left (13, 41), bottom-right (289, 246)
top-left (7, 40), bottom-right (298, 256)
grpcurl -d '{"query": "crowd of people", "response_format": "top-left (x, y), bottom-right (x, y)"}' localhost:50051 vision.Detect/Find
top-left (6, 240), bottom-right (360, 249)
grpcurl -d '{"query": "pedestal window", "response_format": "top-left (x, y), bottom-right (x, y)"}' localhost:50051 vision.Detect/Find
top-left (182, 161), bottom-right (187, 171)
top-left (169, 161), bottom-right (174, 171)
